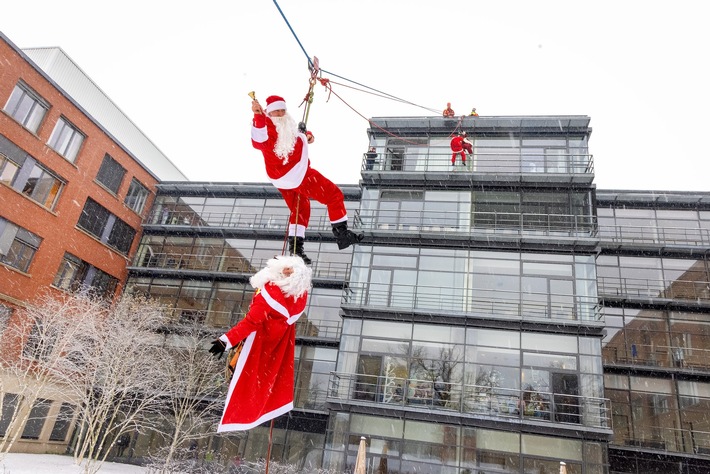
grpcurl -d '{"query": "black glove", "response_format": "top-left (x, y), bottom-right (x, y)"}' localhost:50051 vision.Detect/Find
top-left (209, 339), bottom-right (226, 359)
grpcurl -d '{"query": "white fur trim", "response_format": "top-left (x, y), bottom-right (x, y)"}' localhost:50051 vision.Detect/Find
top-left (330, 215), bottom-right (348, 224)
top-left (219, 334), bottom-right (232, 350)
top-left (218, 331), bottom-right (256, 425)
top-left (251, 124), bottom-right (268, 143)
top-left (269, 135), bottom-right (309, 189)
top-left (218, 402), bottom-right (293, 432)
top-left (265, 100), bottom-right (287, 114)
top-left (288, 224), bottom-right (306, 238)
top-left (260, 286), bottom-right (290, 319)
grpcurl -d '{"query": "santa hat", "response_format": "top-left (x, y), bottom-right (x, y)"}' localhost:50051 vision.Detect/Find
top-left (250, 255), bottom-right (312, 298)
top-left (265, 95), bottom-right (287, 114)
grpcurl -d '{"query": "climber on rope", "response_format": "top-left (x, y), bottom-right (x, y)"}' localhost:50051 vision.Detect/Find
top-left (251, 94), bottom-right (363, 264)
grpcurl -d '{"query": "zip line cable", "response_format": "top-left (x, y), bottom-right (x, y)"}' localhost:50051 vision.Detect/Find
top-left (271, 0), bottom-right (314, 71)
top-left (270, 0), bottom-right (440, 116)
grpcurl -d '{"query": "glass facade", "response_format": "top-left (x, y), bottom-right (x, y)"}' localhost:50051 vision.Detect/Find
top-left (598, 191), bottom-right (710, 472)
top-left (116, 118), bottom-right (710, 473)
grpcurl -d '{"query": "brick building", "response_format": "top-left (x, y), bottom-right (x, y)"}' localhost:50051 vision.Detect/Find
top-left (0, 32), bottom-right (185, 453)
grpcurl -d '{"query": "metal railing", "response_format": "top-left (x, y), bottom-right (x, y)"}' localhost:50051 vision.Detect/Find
top-left (145, 207), bottom-right (598, 240)
top-left (598, 225), bottom-right (710, 247)
top-left (134, 252), bottom-right (351, 280)
top-left (357, 209), bottom-right (597, 237)
top-left (598, 277), bottom-right (710, 302)
top-left (613, 418), bottom-right (710, 455)
top-left (328, 372), bottom-right (611, 429)
top-left (360, 147), bottom-right (594, 175)
top-left (344, 283), bottom-right (603, 322)
top-left (159, 306), bottom-right (342, 338)
top-left (145, 209), bottom-right (335, 232)
top-left (603, 342), bottom-right (710, 371)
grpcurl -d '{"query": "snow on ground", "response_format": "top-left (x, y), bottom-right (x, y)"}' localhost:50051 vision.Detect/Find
top-left (0, 453), bottom-right (147, 473)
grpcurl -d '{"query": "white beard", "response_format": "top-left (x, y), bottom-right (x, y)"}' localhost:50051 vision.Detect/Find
top-left (249, 255), bottom-right (312, 299)
top-left (271, 113), bottom-right (299, 165)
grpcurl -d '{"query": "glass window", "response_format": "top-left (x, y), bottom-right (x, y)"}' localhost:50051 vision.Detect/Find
top-left (107, 218), bottom-right (136, 254)
top-left (77, 198), bottom-right (136, 255)
top-left (52, 253), bottom-right (118, 298)
top-left (95, 154), bottom-right (126, 193)
top-left (124, 178), bottom-right (150, 214)
top-left (89, 268), bottom-right (119, 298)
top-left (20, 398), bottom-right (51, 439)
top-left (522, 333), bottom-right (577, 353)
top-left (48, 116), bottom-right (84, 162)
top-left (0, 153), bottom-right (20, 186)
top-left (77, 197), bottom-right (111, 238)
top-left (53, 253), bottom-right (86, 292)
top-left (0, 217), bottom-right (42, 272)
top-left (19, 160), bottom-right (64, 209)
top-left (522, 434), bottom-right (582, 460)
top-left (3, 81), bottom-right (48, 133)
top-left (49, 403), bottom-right (75, 441)
top-left (0, 393), bottom-right (20, 437)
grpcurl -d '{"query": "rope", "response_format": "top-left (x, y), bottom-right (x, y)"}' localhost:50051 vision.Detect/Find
top-left (265, 419), bottom-right (275, 473)
top-left (318, 78), bottom-right (428, 147)
top-left (270, 0), bottom-right (439, 115)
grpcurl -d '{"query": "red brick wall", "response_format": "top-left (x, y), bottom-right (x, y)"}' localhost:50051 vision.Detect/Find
top-left (0, 37), bottom-right (159, 307)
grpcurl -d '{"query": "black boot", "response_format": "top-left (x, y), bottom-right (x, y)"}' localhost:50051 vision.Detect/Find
top-left (288, 236), bottom-right (312, 265)
top-left (332, 222), bottom-right (364, 250)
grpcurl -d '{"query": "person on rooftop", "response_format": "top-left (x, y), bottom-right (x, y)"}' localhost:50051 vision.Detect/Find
top-left (443, 102), bottom-right (455, 117)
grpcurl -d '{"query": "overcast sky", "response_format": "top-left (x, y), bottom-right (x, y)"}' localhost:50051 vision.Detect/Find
top-left (2, 0), bottom-right (709, 191)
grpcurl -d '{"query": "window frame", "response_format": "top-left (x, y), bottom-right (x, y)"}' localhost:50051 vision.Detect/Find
top-left (3, 81), bottom-right (49, 133)
top-left (52, 252), bottom-right (118, 298)
top-left (77, 197), bottom-right (136, 255)
top-left (0, 218), bottom-right (42, 273)
top-left (95, 154), bottom-right (126, 194)
top-left (47, 116), bottom-right (84, 162)
top-left (124, 178), bottom-right (150, 214)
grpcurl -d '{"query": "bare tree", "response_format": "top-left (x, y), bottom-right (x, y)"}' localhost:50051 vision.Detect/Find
top-left (68, 293), bottom-right (171, 474)
top-left (0, 291), bottom-right (105, 456)
top-left (0, 290), bottom-right (181, 474)
top-left (148, 325), bottom-right (225, 473)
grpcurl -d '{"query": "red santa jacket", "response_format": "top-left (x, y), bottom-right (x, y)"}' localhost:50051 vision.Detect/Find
top-left (251, 114), bottom-right (310, 190)
top-left (450, 135), bottom-right (465, 152)
top-left (217, 283), bottom-right (308, 432)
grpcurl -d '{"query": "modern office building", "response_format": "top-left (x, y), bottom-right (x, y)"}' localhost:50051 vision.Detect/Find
top-left (123, 115), bottom-right (625, 473)
top-left (0, 32), bottom-right (184, 453)
top-left (596, 190), bottom-right (710, 473)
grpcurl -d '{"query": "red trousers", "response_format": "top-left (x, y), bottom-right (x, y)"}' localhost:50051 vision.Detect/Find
top-left (451, 150), bottom-right (467, 165)
top-left (278, 167), bottom-right (347, 233)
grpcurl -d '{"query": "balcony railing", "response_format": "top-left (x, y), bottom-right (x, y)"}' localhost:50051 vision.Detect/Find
top-left (360, 147), bottom-right (594, 175)
top-left (145, 210), bottom-right (334, 232)
top-left (613, 419), bottom-right (710, 456)
top-left (344, 282), bottom-right (603, 322)
top-left (328, 372), bottom-right (611, 430)
top-left (134, 252), bottom-right (350, 280)
top-left (599, 225), bottom-right (710, 247)
top-left (603, 342), bottom-right (710, 371)
top-left (357, 209), bottom-right (597, 237)
top-left (598, 277), bottom-right (710, 303)
top-left (146, 207), bottom-right (598, 241)
top-left (159, 306), bottom-right (342, 337)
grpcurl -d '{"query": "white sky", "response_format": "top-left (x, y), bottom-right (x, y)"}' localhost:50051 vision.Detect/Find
top-left (2, 0), bottom-right (709, 191)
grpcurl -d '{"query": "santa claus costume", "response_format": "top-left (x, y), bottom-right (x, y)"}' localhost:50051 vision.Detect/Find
top-left (251, 95), bottom-right (362, 263)
top-left (215, 255), bottom-right (312, 432)
top-left (450, 133), bottom-right (467, 166)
